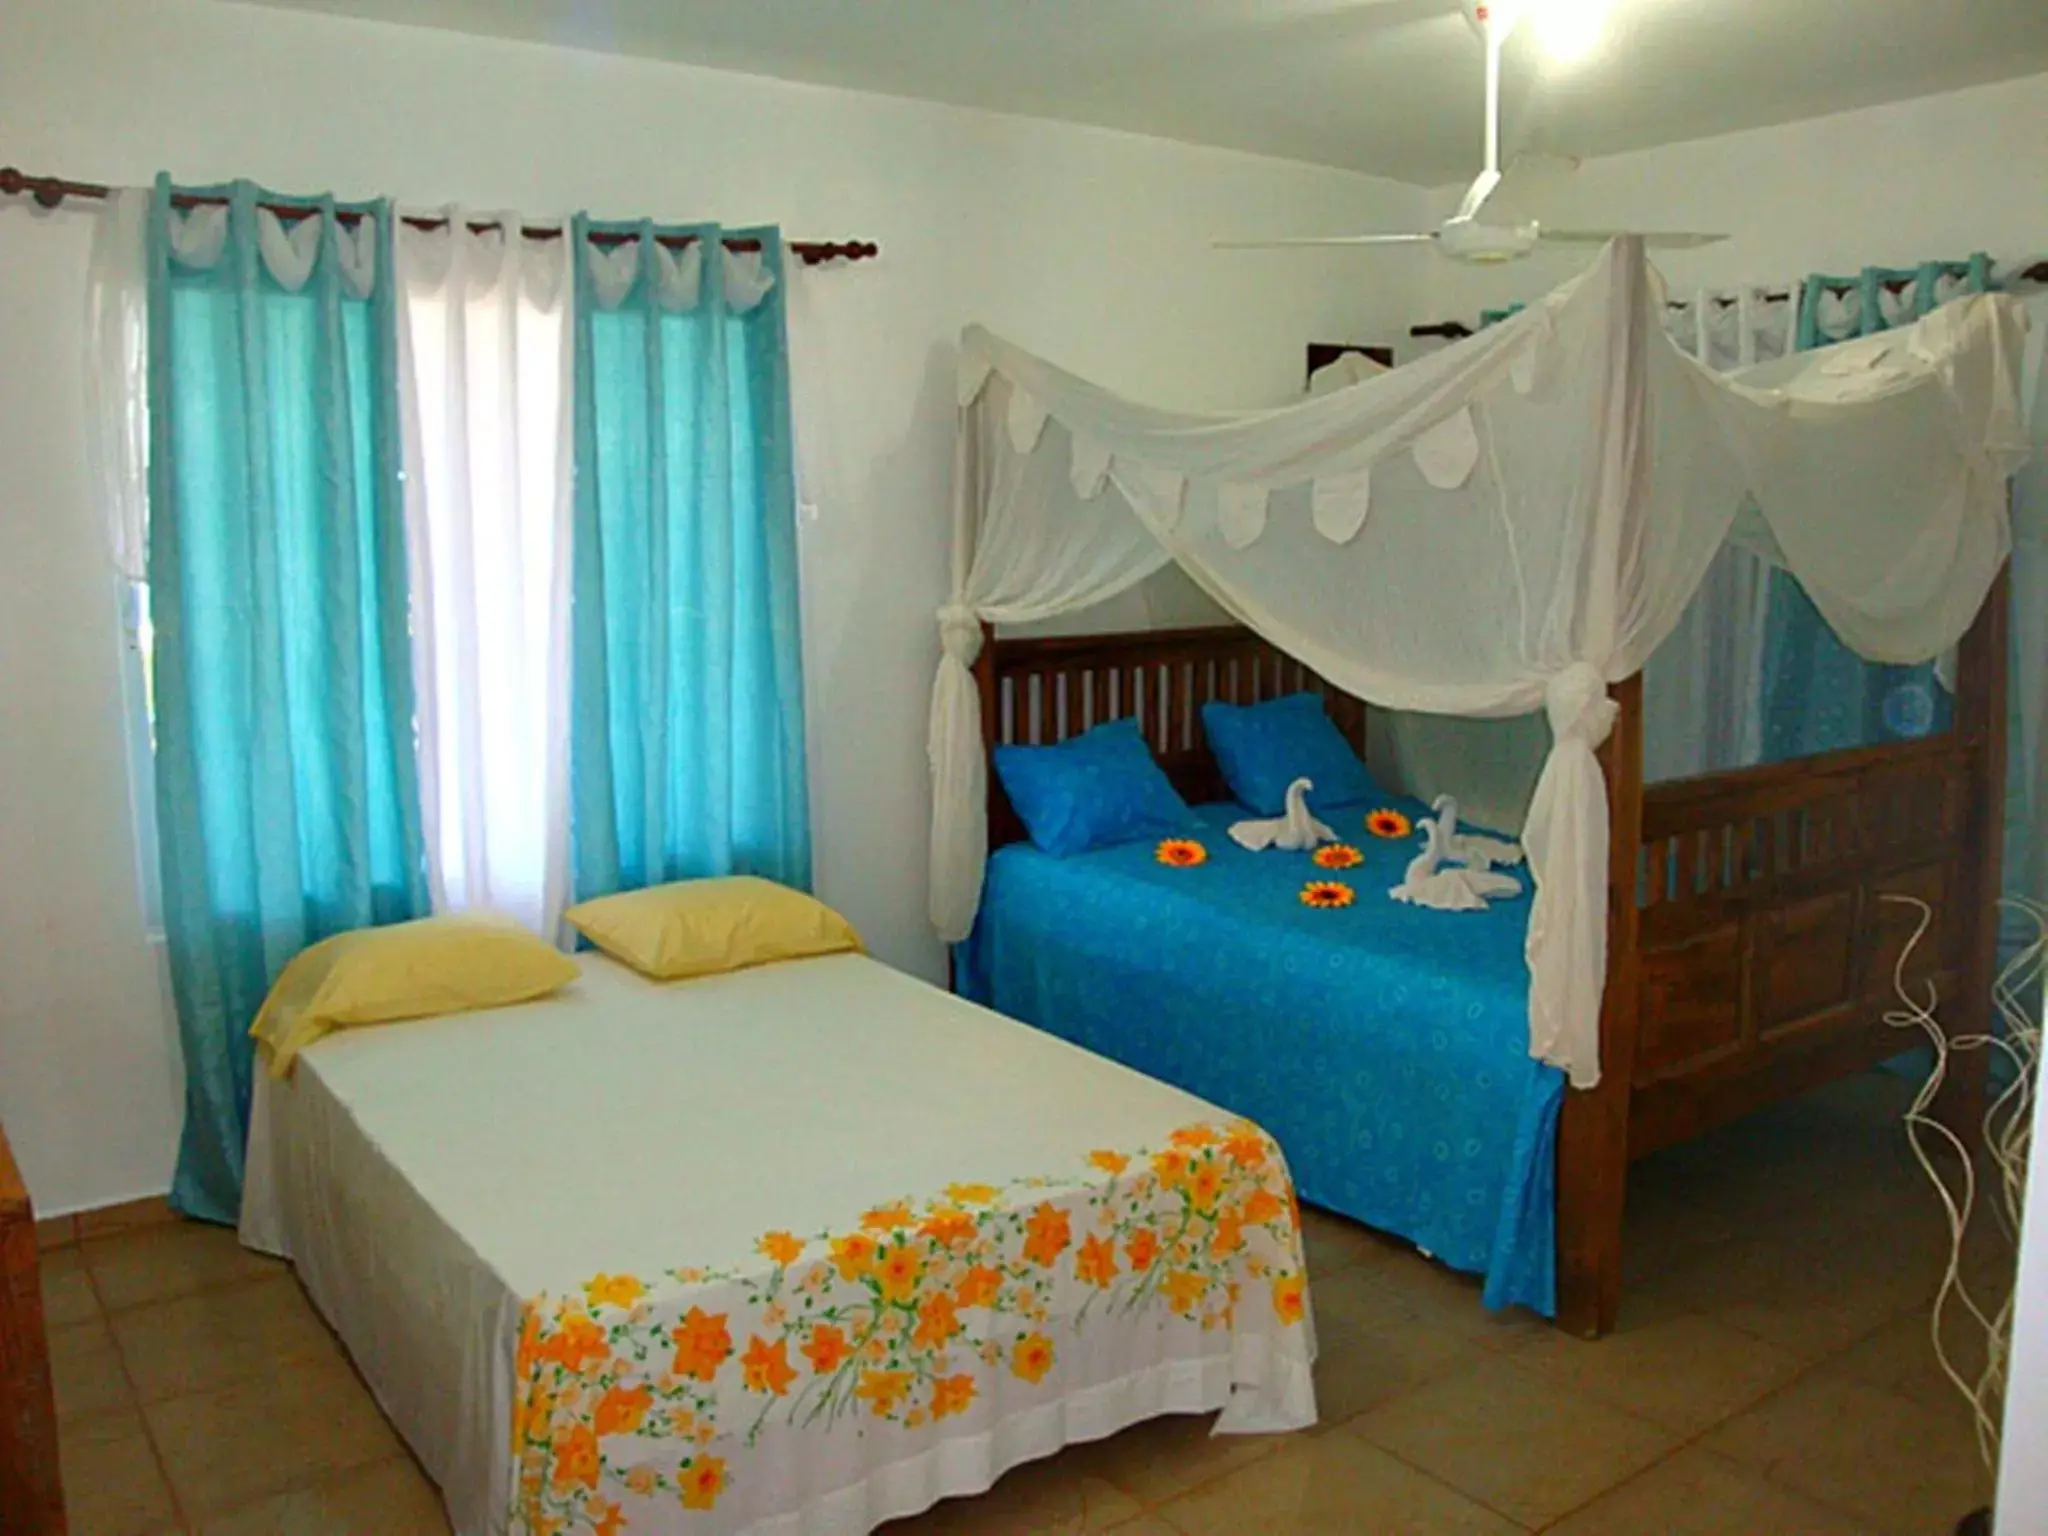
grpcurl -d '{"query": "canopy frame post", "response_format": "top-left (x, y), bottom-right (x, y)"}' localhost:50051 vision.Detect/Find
top-left (1938, 568), bottom-right (2010, 1144)
top-left (1555, 672), bottom-right (1644, 1339)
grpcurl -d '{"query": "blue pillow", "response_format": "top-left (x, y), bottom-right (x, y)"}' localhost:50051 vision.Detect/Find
top-left (1202, 692), bottom-right (1381, 816)
top-left (994, 717), bottom-right (1197, 857)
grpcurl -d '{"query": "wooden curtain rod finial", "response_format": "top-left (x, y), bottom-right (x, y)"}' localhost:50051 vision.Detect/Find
top-left (0, 166), bottom-right (880, 266)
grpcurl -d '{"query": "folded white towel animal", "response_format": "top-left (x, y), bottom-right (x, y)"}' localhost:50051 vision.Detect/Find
top-left (1390, 816), bottom-right (1524, 910)
top-left (1430, 794), bottom-right (1524, 870)
top-left (1229, 776), bottom-right (1337, 852)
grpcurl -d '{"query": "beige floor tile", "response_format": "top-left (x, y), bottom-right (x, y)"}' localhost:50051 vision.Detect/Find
top-left (79, 1196), bottom-right (179, 1239)
top-left (60, 1406), bottom-right (177, 1536)
top-left (1702, 1371), bottom-right (1995, 1536)
top-left (195, 1454), bottom-right (451, 1535)
top-left (40, 1242), bottom-right (102, 1329)
top-left (144, 1350), bottom-right (403, 1518)
top-left (114, 1272), bottom-right (347, 1403)
top-left (37, 1212), bottom-right (79, 1250)
top-left (1158, 1430), bottom-right (1523, 1535)
top-left (1359, 1250), bottom-right (1546, 1351)
top-left (50, 1317), bottom-right (136, 1424)
top-left (882, 1443), bottom-right (1144, 1534)
top-left (1298, 1205), bottom-right (1399, 1278)
top-left (1636, 1212), bottom-right (1934, 1360)
top-left (87, 1219), bottom-right (284, 1311)
top-left (1301, 1267), bottom-right (1488, 1422)
top-left (1348, 1354), bottom-right (1678, 1528)
top-left (1824, 1307), bottom-right (1997, 1414)
top-left (1509, 1300), bottom-right (1807, 1434)
top-left (1055, 1411), bottom-right (1288, 1507)
top-left (1545, 1445), bottom-right (1870, 1535)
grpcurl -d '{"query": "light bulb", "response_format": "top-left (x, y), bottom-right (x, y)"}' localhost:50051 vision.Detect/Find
top-left (1531, 0), bottom-right (1611, 61)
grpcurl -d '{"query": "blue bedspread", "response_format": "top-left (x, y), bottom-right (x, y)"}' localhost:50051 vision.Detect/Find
top-left (958, 800), bottom-right (1565, 1315)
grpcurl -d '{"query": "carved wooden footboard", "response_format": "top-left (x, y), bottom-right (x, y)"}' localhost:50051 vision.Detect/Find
top-left (1556, 573), bottom-right (2008, 1336)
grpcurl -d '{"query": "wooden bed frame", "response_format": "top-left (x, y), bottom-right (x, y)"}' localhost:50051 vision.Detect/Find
top-left (1, 1114), bottom-right (65, 1532)
top-left (972, 573), bottom-right (2009, 1337)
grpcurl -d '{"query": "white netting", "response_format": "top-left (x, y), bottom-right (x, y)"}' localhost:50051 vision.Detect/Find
top-left (931, 242), bottom-right (2030, 1087)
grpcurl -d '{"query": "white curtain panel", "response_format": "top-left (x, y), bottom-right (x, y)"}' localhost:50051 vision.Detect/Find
top-left (1638, 283), bottom-right (1803, 782)
top-left (85, 188), bottom-right (152, 583)
top-left (931, 241), bottom-right (2028, 1088)
top-left (396, 213), bottom-right (575, 941)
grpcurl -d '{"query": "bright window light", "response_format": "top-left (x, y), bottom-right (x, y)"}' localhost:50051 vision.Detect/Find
top-left (1531, 0), bottom-right (1612, 61)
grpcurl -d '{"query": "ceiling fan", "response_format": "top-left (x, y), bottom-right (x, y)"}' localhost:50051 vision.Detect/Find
top-left (1217, 0), bottom-right (1728, 266)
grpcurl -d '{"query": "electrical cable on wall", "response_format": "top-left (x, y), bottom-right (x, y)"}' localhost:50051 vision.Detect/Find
top-left (1883, 893), bottom-right (2045, 1470)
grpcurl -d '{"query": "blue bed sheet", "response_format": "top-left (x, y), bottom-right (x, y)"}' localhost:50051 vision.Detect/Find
top-left (957, 799), bottom-right (1565, 1315)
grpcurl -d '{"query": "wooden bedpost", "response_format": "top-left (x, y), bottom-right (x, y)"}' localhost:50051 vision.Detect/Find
top-left (974, 621), bottom-right (1000, 764)
top-left (1940, 569), bottom-right (2009, 1145)
top-left (1555, 671), bottom-right (1644, 1339)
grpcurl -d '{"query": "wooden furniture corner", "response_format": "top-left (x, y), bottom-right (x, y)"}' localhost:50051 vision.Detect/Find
top-left (0, 1116), bottom-right (64, 1534)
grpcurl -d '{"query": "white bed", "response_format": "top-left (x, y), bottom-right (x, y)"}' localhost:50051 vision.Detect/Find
top-left (241, 950), bottom-right (1316, 1535)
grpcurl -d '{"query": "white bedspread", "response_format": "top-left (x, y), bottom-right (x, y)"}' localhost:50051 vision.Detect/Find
top-left (242, 952), bottom-right (1316, 1535)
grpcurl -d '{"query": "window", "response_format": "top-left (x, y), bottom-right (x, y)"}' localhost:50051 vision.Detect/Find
top-left (117, 576), bottom-right (162, 937)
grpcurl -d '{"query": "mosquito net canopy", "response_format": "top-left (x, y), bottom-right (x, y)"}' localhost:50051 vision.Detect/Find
top-left (929, 240), bottom-right (2029, 1087)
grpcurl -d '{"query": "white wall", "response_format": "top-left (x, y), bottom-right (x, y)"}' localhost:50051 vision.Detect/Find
top-left (0, 0), bottom-right (1429, 1213)
top-left (1422, 70), bottom-right (2048, 322)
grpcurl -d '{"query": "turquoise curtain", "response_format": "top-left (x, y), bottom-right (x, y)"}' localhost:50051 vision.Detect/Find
top-left (1756, 255), bottom-right (1994, 762)
top-left (569, 221), bottom-right (810, 900)
top-left (146, 178), bottom-right (426, 1222)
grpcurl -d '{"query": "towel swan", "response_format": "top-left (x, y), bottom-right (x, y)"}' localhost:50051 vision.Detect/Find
top-left (1390, 816), bottom-right (1523, 910)
top-left (1430, 794), bottom-right (1524, 871)
top-left (1229, 776), bottom-right (1337, 852)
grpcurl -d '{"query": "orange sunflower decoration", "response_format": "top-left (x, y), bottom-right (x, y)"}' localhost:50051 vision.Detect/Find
top-left (1155, 838), bottom-right (1208, 868)
top-left (1365, 808), bottom-right (1413, 840)
top-left (1300, 880), bottom-right (1356, 910)
top-left (1312, 843), bottom-right (1363, 870)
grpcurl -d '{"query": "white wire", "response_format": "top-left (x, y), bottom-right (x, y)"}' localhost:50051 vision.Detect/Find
top-left (1881, 893), bottom-right (2046, 1471)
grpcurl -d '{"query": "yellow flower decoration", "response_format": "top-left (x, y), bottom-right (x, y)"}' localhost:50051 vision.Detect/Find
top-left (1312, 843), bottom-right (1364, 869)
top-left (1011, 1332), bottom-right (1056, 1384)
top-left (1300, 880), bottom-right (1356, 910)
top-left (1271, 1273), bottom-right (1307, 1327)
top-left (1365, 808), bottom-right (1412, 839)
top-left (1155, 838), bottom-right (1208, 868)
top-left (679, 1456), bottom-right (728, 1511)
top-left (582, 1274), bottom-right (646, 1310)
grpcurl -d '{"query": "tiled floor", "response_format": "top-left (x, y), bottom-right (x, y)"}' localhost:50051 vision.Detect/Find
top-left (43, 1072), bottom-right (2008, 1535)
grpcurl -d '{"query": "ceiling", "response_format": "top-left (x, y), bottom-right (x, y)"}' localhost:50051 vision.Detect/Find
top-left (235, 0), bottom-right (2048, 185)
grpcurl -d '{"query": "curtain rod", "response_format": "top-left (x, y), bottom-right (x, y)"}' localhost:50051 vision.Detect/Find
top-left (0, 166), bottom-right (880, 267)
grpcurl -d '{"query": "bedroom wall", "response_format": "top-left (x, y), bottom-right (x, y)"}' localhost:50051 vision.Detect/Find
top-left (1420, 69), bottom-right (2048, 321)
top-left (0, 0), bottom-right (1430, 1213)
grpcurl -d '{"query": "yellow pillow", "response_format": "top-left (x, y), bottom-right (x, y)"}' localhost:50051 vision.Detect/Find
top-left (251, 914), bottom-right (578, 1077)
top-left (565, 877), bottom-right (862, 981)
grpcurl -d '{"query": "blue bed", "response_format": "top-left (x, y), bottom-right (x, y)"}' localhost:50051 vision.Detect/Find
top-left (957, 798), bottom-right (1565, 1315)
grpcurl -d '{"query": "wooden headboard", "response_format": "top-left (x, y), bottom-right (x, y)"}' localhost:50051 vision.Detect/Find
top-left (975, 624), bottom-right (1370, 850)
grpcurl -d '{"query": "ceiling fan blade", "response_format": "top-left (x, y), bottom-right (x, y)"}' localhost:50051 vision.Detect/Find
top-left (1537, 229), bottom-right (1730, 249)
top-left (1213, 234), bottom-right (1439, 249)
top-left (1485, 152), bottom-right (1579, 221)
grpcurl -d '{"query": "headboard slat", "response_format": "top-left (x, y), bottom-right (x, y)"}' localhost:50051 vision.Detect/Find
top-left (979, 624), bottom-right (1372, 852)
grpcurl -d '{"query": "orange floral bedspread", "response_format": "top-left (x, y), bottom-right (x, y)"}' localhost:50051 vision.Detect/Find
top-left (508, 1119), bottom-right (1313, 1534)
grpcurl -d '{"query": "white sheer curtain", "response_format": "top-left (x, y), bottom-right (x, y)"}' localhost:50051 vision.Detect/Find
top-left (931, 243), bottom-right (2027, 1088)
top-left (1638, 282), bottom-right (1800, 782)
top-left (396, 213), bottom-right (575, 940)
